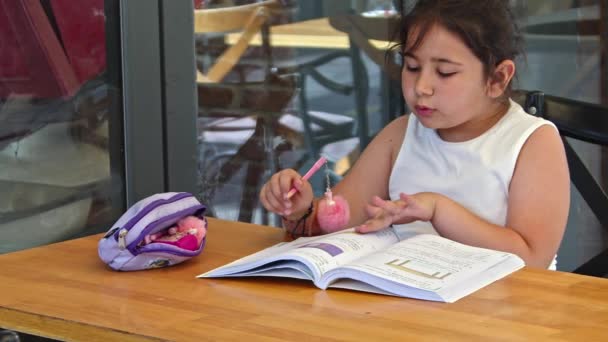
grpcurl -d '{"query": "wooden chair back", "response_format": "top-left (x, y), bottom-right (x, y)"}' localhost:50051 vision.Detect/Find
top-left (194, 0), bottom-right (279, 83)
top-left (329, 14), bottom-right (402, 79)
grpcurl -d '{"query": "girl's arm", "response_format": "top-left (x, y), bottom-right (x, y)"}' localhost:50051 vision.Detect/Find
top-left (359, 125), bottom-right (570, 268)
top-left (332, 115), bottom-right (408, 228)
top-left (500, 124), bottom-right (570, 267)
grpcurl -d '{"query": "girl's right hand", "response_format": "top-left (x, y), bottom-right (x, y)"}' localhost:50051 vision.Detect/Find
top-left (259, 169), bottom-right (314, 220)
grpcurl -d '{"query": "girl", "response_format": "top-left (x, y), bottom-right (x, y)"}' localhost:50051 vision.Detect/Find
top-left (259, 0), bottom-right (569, 269)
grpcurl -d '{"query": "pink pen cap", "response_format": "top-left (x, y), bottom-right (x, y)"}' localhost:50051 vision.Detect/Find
top-left (286, 156), bottom-right (327, 199)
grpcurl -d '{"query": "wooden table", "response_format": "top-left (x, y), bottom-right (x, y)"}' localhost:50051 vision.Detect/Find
top-left (1, 218), bottom-right (608, 341)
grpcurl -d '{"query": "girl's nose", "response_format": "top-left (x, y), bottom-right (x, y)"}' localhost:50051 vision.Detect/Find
top-left (415, 72), bottom-right (434, 97)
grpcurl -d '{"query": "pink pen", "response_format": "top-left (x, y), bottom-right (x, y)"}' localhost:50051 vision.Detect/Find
top-left (286, 156), bottom-right (327, 199)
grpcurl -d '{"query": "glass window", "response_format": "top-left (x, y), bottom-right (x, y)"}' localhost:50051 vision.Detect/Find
top-left (0, 0), bottom-right (124, 253)
top-left (516, 0), bottom-right (604, 103)
top-left (193, 0), bottom-right (608, 272)
top-left (194, 0), bottom-right (403, 225)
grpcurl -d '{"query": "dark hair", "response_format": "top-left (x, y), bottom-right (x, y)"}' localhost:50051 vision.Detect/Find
top-left (393, 0), bottom-right (524, 92)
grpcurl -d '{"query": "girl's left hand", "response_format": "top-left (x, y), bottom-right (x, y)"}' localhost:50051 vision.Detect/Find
top-left (356, 192), bottom-right (437, 233)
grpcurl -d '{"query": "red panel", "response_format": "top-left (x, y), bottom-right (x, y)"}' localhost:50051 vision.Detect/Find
top-left (0, 0), bottom-right (79, 98)
top-left (194, 0), bottom-right (205, 9)
top-left (0, 7), bottom-right (29, 80)
top-left (50, 0), bottom-right (106, 84)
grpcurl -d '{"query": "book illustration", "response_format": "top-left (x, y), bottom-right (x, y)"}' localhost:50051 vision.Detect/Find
top-left (386, 258), bottom-right (452, 280)
top-left (299, 243), bottom-right (344, 257)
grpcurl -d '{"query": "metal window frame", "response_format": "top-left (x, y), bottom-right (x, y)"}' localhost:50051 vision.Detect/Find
top-left (119, 0), bottom-right (197, 206)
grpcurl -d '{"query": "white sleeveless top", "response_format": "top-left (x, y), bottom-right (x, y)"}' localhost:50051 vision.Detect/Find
top-left (388, 99), bottom-right (558, 269)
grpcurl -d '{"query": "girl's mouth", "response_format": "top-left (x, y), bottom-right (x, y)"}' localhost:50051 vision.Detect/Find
top-left (415, 105), bottom-right (434, 117)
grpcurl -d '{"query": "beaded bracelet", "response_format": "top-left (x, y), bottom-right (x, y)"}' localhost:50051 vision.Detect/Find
top-left (281, 202), bottom-right (314, 238)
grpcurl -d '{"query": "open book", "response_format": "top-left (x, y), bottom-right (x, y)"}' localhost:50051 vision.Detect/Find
top-left (198, 227), bottom-right (524, 303)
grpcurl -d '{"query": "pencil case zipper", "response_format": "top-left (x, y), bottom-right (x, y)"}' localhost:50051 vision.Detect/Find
top-left (113, 192), bottom-right (205, 256)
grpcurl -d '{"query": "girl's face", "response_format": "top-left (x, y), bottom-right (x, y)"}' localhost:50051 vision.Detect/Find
top-left (401, 24), bottom-right (506, 141)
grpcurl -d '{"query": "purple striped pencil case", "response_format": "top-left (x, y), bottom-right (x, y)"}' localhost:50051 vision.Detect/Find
top-left (98, 192), bottom-right (207, 271)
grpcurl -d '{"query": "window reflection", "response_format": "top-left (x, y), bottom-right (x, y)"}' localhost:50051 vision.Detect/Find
top-left (517, 0), bottom-right (604, 103)
top-left (0, 0), bottom-right (121, 253)
top-left (194, 0), bottom-right (608, 271)
top-left (194, 0), bottom-right (402, 225)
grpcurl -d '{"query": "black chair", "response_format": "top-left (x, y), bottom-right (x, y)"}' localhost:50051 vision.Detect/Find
top-left (516, 90), bottom-right (608, 277)
top-left (0, 329), bottom-right (19, 342)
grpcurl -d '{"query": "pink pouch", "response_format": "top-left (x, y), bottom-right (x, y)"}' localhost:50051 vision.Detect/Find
top-left (98, 192), bottom-right (207, 271)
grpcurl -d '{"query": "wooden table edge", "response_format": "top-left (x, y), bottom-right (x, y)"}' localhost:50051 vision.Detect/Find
top-left (0, 307), bottom-right (163, 342)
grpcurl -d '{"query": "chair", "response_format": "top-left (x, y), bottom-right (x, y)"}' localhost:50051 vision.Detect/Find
top-left (194, 0), bottom-right (279, 84)
top-left (195, 0), bottom-right (297, 223)
top-left (0, 330), bottom-right (19, 342)
top-left (516, 90), bottom-right (608, 277)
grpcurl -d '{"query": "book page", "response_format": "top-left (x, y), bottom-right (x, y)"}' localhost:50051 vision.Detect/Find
top-left (322, 234), bottom-right (523, 294)
top-left (284, 227), bottom-right (399, 280)
top-left (199, 227), bottom-right (399, 282)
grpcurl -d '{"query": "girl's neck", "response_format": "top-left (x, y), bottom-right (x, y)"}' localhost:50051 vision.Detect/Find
top-left (437, 100), bottom-right (510, 142)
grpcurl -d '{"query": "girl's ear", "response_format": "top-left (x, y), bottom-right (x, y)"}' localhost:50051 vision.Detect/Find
top-left (486, 60), bottom-right (515, 98)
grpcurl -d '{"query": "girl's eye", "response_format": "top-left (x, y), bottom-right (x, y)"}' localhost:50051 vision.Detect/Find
top-left (437, 71), bottom-right (457, 78)
top-left (405, 65), bottom-right (420, 72)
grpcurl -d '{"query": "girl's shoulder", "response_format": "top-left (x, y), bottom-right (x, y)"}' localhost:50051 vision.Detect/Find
top-left (380, 114), bottom-right (409, 138)
top-left (374, 115), bottom-right (409, 145)
top-left (373, 115), bottom-right (410, 166)
top-left (361, 115), bottom-right (409, 157)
